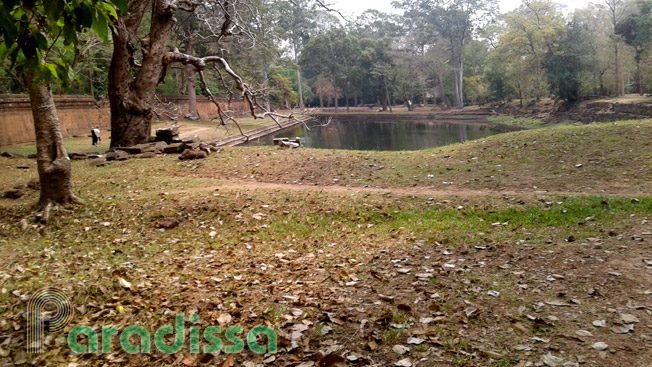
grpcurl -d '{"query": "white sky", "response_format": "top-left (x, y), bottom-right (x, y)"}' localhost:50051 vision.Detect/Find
top-left (328, 0), bottom-right (597, 18)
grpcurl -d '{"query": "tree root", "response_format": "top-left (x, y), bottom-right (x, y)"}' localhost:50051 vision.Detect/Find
top-left (32, 194), bottom-right (84, 224)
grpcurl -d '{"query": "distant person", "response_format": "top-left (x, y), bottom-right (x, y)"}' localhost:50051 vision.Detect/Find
top-left (91, 128), bottom-right (101, 147)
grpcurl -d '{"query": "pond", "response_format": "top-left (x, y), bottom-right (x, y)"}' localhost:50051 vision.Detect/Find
top-left (248, 118), bottom-right (507, 151)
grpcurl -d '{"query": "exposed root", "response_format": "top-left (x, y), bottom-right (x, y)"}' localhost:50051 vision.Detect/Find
top-left (31, 194), bottom-right (84, 224)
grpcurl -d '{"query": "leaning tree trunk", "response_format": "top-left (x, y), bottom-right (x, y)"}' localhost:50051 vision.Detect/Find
top-left (109, 0), bottom-right (174, 148)
top-left (23, 71), bottom-right (80, 221)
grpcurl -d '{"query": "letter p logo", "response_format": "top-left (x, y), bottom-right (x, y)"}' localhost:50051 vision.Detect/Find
top-left (27, 287), bottom-right (73, 353)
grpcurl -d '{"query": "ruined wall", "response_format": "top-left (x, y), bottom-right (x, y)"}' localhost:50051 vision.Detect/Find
top-left (0, 95), bottom-right (110, 147)
top-left (0, 95), bottom-right (249, 146)
top-left (157, 96), bottom-right (249, 118)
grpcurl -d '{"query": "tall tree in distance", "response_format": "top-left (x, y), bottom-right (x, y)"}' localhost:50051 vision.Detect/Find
top-left (604, 0), bottom-right (632, 96)
top-left (395, 0), bottom-right (498, 109)
top-left (0, 0), bottom-right (118, 222)
top-left (274, 0), bottom-right (316, 112)
top-left (542, 19), bottom-right (591, 104)
top-left (616, 0), bottom-right (652, 95)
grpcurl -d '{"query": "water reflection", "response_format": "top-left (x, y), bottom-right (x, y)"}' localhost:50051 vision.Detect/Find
top-left (249, 119), bottom-right (503, 151)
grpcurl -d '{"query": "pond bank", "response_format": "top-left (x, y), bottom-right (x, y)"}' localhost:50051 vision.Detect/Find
top-left (309, 111), bottom-right (523, 132)
top-left (246, 112), bottom-right (521, 151)
top-left (214, 116), bottom-right (312, 147)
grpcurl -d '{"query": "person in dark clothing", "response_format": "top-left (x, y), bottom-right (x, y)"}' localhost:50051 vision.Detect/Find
top-left (91, 128), bottom-right (101, 147)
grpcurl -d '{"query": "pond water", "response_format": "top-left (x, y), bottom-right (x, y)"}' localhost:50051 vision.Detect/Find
top-left (248, 119), bottom-right (505, 151)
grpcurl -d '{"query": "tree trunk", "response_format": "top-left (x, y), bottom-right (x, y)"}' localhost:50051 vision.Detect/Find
top-left (344, 84), bottom-right (350, 113)
top-left (455, 52), bottom-right (464, 109)
top-left (434, 74), bottom-right (450, 109)
top-left (263, 57), bottom-right (271, 111)
top-left (185, 33), bottom-right (199, 120)
top-left (615, 43), bottom-right (622, 96)
top-left (636, 53), bottom-right (643, 95)
top-left (332, 71), bottom-right (339, 113)
top-left (385, 80), bottom-right (393, 113)
top-left (296, 68), bottom-right (304, 111)
top-left (295, 48), bottom-right (304, 111)
top-left (109, 0), bottom-right (175, 148)
top-left (318, 89), bottom-right (324, 108)
top-left (23, 70), bottom-right (80, 220)
top-left (88, 59), bottom-right (94, 100)
top-left (593, 72), bottom-right (598, 96)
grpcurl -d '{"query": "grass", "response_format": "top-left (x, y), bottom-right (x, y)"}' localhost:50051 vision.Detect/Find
top-left (488, 115), bottom-right (549, 129)
top-left (159, 119), bottom-right (652, 194)
top-left (1, 118), bottom-right (277, 156)
top-left (0, 118), bottom-right (651, 366)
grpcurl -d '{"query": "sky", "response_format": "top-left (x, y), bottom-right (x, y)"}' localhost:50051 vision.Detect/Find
top-left (328, 0), bottom-right (596, 18)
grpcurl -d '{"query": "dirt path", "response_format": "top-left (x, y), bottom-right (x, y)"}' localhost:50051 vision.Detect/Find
top-left (177, 125), bottom-right (226, 141)
top-left (168, 180), bottom-right (651, 198)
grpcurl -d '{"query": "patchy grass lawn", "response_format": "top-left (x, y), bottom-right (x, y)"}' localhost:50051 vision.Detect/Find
top-left (0, 119), bottom-right (651, 367)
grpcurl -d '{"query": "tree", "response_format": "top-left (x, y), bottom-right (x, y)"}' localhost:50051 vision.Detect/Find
top-left (108, 0), bottom-right (286, 148)
top-left (395, 0), bottom-right (498, 109)
top-left (0, 0), bottom-right (118, 221)
top-left (312, 75), bottom-right (341, 107)
top-left (270, 74), bottom-right (298, 109)
top-left (273, 0), bottom-right (316, 112)
top-left (301, 29), bottom-right (359, 112)
top-left (616, 0), bottom-right (652, 95)
top-left (542, 19), bottom-right (591, 103)
top-left (605, 0), bottom-right (632, 96)
top-left (488, 0), bottom-right (565, 104)
top-left (572, 4), bottom-right (616, 96)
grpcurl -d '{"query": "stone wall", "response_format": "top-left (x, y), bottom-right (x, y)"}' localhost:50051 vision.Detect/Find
top-left (0, 95), bottom-right (109, 147)
top-left (158, 96), bottom-right (250, 118)
top-left (0, 95), bottom-right (248, 146)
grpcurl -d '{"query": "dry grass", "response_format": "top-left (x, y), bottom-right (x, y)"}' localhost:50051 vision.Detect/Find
top-left (0, 119), bottom-right (651, 367)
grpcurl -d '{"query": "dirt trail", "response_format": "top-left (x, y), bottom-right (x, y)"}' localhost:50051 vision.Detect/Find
top-left (178, 126), bottom-right (226, 141)
top-left (168, 180), bottom-right (651, 198)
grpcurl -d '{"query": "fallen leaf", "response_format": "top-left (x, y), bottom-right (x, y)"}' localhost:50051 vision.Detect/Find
top-left (392, 345), bottom-right (410, 355)
top-left (218, 355), bottom-right (235, 367)
top-left (592, 342), bottom-right (608, 351)
top-left (394, 358), bottom-right (412, 367)
top-left (118, 277), bottom-right (132, 289)
top-left (318, 354), bottom-right (347, 367)
top-left (216, 313), bottom-right (232, 326)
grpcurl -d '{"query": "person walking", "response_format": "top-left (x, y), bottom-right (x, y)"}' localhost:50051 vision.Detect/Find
top-left (91, 128), bottom-right (101, 147)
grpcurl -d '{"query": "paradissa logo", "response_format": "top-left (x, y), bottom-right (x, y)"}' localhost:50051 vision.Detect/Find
top-left (28, 287), bottom-right (277, 355)
top-left (68, 315), bottom-right (277, 355)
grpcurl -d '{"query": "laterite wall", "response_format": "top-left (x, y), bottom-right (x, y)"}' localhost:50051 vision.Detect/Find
top-left (0, 95), bottom-right (249, 146)
top-left (0, 95), bottom-right (110, 147)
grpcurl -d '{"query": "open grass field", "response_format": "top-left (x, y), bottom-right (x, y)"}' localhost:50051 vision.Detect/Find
top-left (0, 119), bottom-right (651, 367)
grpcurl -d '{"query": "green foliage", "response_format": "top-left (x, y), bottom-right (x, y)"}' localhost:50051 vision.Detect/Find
top-left (270, 74), bottom-right (298, 107)
top-left (615, 0), bottom-right (652, 58)
top-left (463, 75), bottom-right (488, 104)
top-left (0, 0), bottom-right (118, 87)
top-left (542, 20), bottom-right (591, 103)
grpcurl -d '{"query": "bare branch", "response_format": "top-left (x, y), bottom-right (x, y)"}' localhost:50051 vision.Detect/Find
top-left (164, 50), bottom-right (293, 127)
